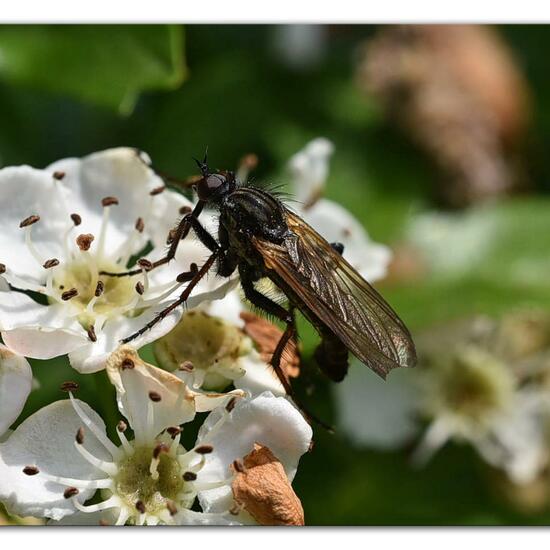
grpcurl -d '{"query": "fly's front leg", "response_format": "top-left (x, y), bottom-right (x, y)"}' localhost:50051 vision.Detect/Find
top-left (101, 201), bottom-right (207, 278)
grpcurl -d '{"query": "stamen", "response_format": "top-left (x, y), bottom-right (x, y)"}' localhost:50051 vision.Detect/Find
top-left (23, 465), bottom-right (39, 476)
top-left (19, 214), bottom-right (40, 228)
top-left (87, 325), bottom-right (97, 343)
top-left (0, 263), bottom-right (5, 274)
top-left (76, 233), bottom-right (94, 251)
top-left (178, 361), bottom-right (194, 373)
top-left (135, 281), bottom-right (144, 295)
top-left (95, 280), bottom-right (104, 297)
top-left (24, 226), bottom-right (46, 266)
top-left (150, 443), bottom-right (169, 480)
top-left (60, 381), bottom-right (79, 393)
top-left (182, 471), bottom-right (197, 481)
top-left (101, 196), bottom-right (119, 207)
top-left (135, 500), bottom-right (146, 514)
top-left (116, 421), bottom-right (134, 455)
top-left (68, 393), bottom-right (123, 460)
top-left (53, 171), bottom-right (66, 180)
top-left (225, 397), bottom-right (237, 413)
top-left (39, 470), bottom-right (112, 490)
top-left (43, 258), bottom-right (60, 269)
top-left (147, 515), bottom-right (160, 526)
top-left (148, 391), bottom-right (162, 402)
top-left (61, 288), bottom-right (79, 301)
top-left (115, 508), bottom-right (130, 526)
top-left (71, 213), bottom-right (82, 226)
top-left (121, 357), bottom-right (135, 370)
top-left (194, 445), bottom-right (213, 455)
top-left (166, 426), bottom-right (182, 439)
top-left (135, 217), bottom-right (145, 233)
top-left (63, 487), bottom-right (79, 499)
top-left (153, 443), bottom-right (169, 459)
top-left (73, 495), bottom-right (121, 514)
top-left (166, 501), bottom-right (178, 517)
top-left (74, 440), bottom-right (119, 476)
top-left (137, 259), bottom-right (153, 271)
top-left (149, 185), bottom-right (166, 196)
top-left (75, 427), bottom-right (85, 445)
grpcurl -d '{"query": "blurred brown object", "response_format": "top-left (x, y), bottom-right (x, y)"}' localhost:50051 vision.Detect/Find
top-left (357, 25), bottom-right (531, 208)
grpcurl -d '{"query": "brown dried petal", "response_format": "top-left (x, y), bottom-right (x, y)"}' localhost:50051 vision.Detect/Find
top-left (231, 443), bottom-right (305, 526)
top-left (240, 312), bottom-right (300, 380)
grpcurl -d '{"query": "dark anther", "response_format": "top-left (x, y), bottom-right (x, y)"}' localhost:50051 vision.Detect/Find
top-left (43, 258), bottom-right (60, 269)
top-left (19, 215), bottom-right (40, 228)
top-left (63, 487), bottom-right (79, 499)
top-left (121, 357), bottom-right (135, 370)
top-left (61, 288), bottom-right (79, 301)
top-left (149, 185), bottom-right (166, 196)
top-left (95, 280), bottom-right (104, 297)
top-left (76, 233), bottom-right (94, 251)
top-left (194, 445), bottom-right (213, 455)
top-left (70, 213), bottom-right (82, 226)
top-left (0, 263), bottom-right (6, 274)
top-left (87, 325), bottom-right (97, 343)
top-left (135, 281), bottom-right (145, 295)
top-left (176, 271), bottom-right (194, 283)
top-left (166, 426), bottom-right (182, 439)
top-left (225, 397), bottom-right (237, 413)
top-left (53, 171), bottom-right (66, 180)
top-left (179, 205), bottom-right (192, 215)
top-left (75, 427), bottom-right (85, 445)
top-left (232, 459), bottom-right (246, 473)
top-left (137, 259), bottom-right (153, 271)
top-left (153, 443), bottom-right (169, 459)
top-left (166, 501), bottom-right (178, 516)
top-left (135, 217), bottom-right (145, 233)
top-left (135, 500), bottom-right (146, 514)
top-left (101, 196), bottom-right (119, 207)
top-left (148, 391), bottom-right (162, 403)
top-left (23, 465), bottom-right (39, 476)
top-left (60, 380), bottom-right (79, 393)
top-left (183, 471), bottom-right (197, 482)
top-left (117, 420), bottom-right (128, 433)
top-left (178, 361), bottom-right (194, 372)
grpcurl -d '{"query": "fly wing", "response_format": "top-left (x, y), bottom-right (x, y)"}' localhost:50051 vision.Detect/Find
top-left (252, 210), bottom-right (417, 379)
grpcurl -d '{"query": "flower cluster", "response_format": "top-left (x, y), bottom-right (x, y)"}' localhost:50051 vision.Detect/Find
top-left (0, 139), bottom-right (391, 525)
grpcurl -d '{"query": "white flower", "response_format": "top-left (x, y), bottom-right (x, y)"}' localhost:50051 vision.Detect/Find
top-left (153, 310), bottom-right (287, 397)
top-left (0, 344), bottom-right (32, 438)
top-left (0, 148), bottom-right (236, 373)
top-left (0, 347), bottom-right (310, 525)
top-left (288, 137), bottom-right (392, 282)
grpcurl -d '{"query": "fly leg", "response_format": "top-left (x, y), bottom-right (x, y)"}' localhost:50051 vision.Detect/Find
top-left (120, 250), bottom-right (219, 344)
top-left (240, 265), bottom-right (333, 431)
top-left (101, 201), bottom-right (208, 277)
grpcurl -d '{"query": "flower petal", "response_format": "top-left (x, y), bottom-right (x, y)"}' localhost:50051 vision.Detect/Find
top-left (0, 166), bottom-right (67, 283)
top-left (0, 290), bottom-right (88, 359)
top-left (0, 400), bottom-right (111, 520)
top-left (105, 347), bottom-right (197, 443)
top-left (288, 138), bottom-right (334, 207)
top-left (196, 392), bottom-right (312, 513)
top-left (234, 353), bottom-right (286, 397)
top-left (48, 148), bottom-right (164, 255)
top-left (301, 198), bottom-right (392, 282)
top-left (0, 345), bottom-right (32, 436)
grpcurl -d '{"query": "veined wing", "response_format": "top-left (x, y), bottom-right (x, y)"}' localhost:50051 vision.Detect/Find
top-left (252, 210), bottom-right (417, 379)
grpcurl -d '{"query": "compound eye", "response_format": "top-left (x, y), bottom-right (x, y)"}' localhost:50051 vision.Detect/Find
top-left (197, 173), bottom-right (226, 201)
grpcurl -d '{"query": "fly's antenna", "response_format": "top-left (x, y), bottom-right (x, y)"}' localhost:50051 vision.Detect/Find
top-left (192, 147), bottom-right (209, 177)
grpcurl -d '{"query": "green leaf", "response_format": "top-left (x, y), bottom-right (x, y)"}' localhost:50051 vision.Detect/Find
top-left (0, 25), bottom-right (186, 114)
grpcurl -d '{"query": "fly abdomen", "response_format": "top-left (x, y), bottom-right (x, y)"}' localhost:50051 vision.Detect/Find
top-left (314, 331), bottom-right (349, 382)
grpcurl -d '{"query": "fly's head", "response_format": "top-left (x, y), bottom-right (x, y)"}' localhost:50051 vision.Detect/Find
top-left (193, 154), bottom-right (236, 206)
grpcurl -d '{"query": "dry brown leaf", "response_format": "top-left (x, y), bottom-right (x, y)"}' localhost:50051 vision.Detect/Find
top-left (231, 443), bottom-right (305, 526)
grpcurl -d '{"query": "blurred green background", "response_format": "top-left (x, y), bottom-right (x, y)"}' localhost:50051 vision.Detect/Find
top-left (3, 24), bottom-right (550, 525)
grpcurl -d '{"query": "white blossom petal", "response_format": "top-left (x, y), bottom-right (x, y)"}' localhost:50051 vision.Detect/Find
top-left (196, 392), bottom-right (312, 513)
top-left (334, 362), bottom-right (420, 450)
top-left (0, 166), bottom-right (67, 283)
top-left (0, 345), bottom-right (32, 436)
top-left (0, 290), bottom-right (88, 359)
top-left (301, 198), bottom-right (392, 282)
top-left (174, 508), bottom-right (242, 526)
top-left (234, 353), bottom-right (286, 397)
top-left (47, 148), bottom-right (164, 256)
top-left (0, 400), bottom-right (110, 520)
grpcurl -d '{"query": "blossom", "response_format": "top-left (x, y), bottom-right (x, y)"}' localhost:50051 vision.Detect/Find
top-left (0, 347), bottom-right (311, 525)
top-left (288, 137), bottom-right (392, 282)
top-left (0, 148), bottom-right (236, 373)
top-left (0, 344), bottom-right (32, 439)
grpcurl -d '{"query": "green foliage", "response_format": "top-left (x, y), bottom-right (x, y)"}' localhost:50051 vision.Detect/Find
top-left (0, 25), bottom-right (185, 114)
